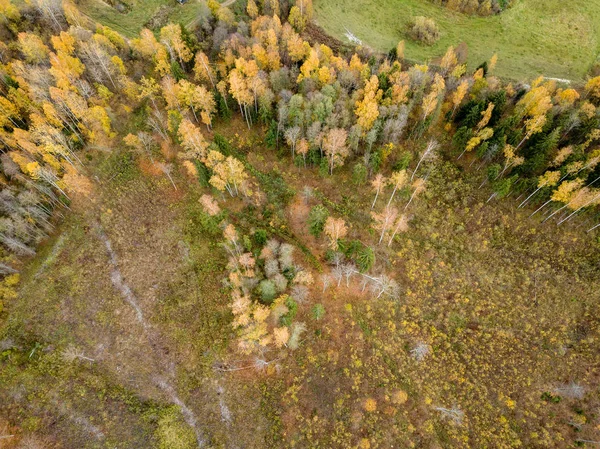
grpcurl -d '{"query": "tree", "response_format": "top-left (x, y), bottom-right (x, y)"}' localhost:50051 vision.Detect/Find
top-left (199, 194), bottom-right (221, 216)
top-left (205, 151), bottom-right (251, 197)
top-left (518, 170), bottom-right (561, 208)
top-left (297, 138), bottom-right (309, 167)
top-left (324, 216), bottom-right (347, 250)
top-left (372, 206), bottom-right (397, 244)
top-left (323, 128), bottom-right (348, 174)
top-left (371, 174), bottom-right (386, 209)
top-left (477, 102), bottom-right (494, 130)
top-left (193, 51), bottom-right (216, 89)
top-left (32, 0), bottom-right (65, 31)
top-left (386, 170), bottom-right (408, 207)
top-left (396, 40), bottom-right (405, 60)
top-left (407, 16), bottom-right (439, 45)
top-left (0, 0), bottom-right (20, 21)
top-left (308, 204), bottom-right (329, 237)
top-left (18, 33), bottom-right (50, 63)
top-left (452, 80), bottom-right (469, 116)
top-left (247, 0), bottom-right (259, 18)
top-left (440, 46), bottom-right (458, 75)
top-left (178, 119), bottom-right (209, 160)
top-left (284, 126), bottom-right (301, 157)
top-left (160, 24), bottom-right (193, 65)
top-left (388, 213), bottom-right (409, 246)
top-left (355, 75), bottom-right (382, 133)
top-left (585, 76), bottom-right (600, 102)
top-left (405, 177), bottom-right (426, 210)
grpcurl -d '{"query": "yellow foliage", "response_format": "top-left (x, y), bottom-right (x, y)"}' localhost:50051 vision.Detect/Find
top-left (363, 398), bottom-right (377, 412)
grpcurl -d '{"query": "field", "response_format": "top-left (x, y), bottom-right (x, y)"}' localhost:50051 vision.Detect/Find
top-left (76, 0), bottom-right (211, 37)
top-left (313, 0), bottom-right (600, 81)
top-left (3, 116), bottom-right (600, 447)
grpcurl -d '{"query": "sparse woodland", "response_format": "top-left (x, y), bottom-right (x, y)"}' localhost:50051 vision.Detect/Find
top-left (0, 0), bottom-right (599, 447)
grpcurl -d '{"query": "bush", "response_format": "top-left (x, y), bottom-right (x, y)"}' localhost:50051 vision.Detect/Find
top-left (308, 204), bottom-right (329, 238)
top-left (252, 229), bottom-right (268, 247)
top-left (407, 16), bottom-right (440, 45)
top-left (280, 297), bottom-right (298, 326)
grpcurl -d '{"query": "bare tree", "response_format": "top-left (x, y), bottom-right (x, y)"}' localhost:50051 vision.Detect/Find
top-left (333, 265), bottom-right (344, 287)
top-left (410, 342), bottom-right (430, 361)
top-left (321, 273), bottom-right (331, 293)
top-left (434, 406), bottom-right (464, 425)
top-left (554, 382), bottom-right (585, 399)
top-left (62, 345), bottom-right (95, 363)
top-left (412, 139), bottom-right (438, 181)
top-left (342, 263), bottom-right (356, 287)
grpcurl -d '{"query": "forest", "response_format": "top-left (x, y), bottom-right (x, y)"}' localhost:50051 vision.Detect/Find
top-left (0, 0), bottom-right (599, 447)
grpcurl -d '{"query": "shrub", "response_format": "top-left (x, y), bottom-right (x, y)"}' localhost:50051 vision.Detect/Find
top-left (407, 16), bottom-right (440, 46)
top-left (308, 204), bottom-right (329, 238)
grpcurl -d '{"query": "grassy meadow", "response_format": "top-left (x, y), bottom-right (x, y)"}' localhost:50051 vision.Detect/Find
top-left (314, 0), bottom-right (600, 81)
top-left (76, 0), bottom-right (210, 37)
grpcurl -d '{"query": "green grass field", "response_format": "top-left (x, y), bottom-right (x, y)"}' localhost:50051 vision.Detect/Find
top-left (77, 0), bottom-right (210, 37)
top-left (314, 0), bottom-right (600, 81)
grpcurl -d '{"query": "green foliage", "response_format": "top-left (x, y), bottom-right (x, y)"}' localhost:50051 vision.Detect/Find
top-left (155, 407), bottom-right (196, 449)
top-left (100, 151), bottom-right (138, 182)
top-left (311, 303), bottom-right (325, 320)
top-left (192, 211), bottom-right (223, 237)
top-left (452, 126), bottom-right (472, 152)
top-left (280, 296), bottom-right (298, 326)
top-left (352, 163), bottom-right (368, 185)
top-left (167, 109), bottom-right (183, 136)
top-left (487, 164), bottom-right (501, 182)
top-left (491, 176), bottom-right (516, 199)
top-left (212, 133), bottom-right (234, 156)
top-left (541, 392), bottom-right (562, 403)
top-left (170, 60), bottom-right (186, 81)
top-left (259, 279), bottom-right (277, 303)
top-left (393, 150), bottom-right (413, 171)
top-left (338, 239), bottom-right (375, 272)
top-left (308, 204), bottom-right (329, 238)
top-left (216, 92), bottom-right (232, 120)
top-left (265, 121), bottom-right (278, 148)
top-left (194, 161), bottom-right (211, 187)
top-left (252, 229), bottom-right (268, 247)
